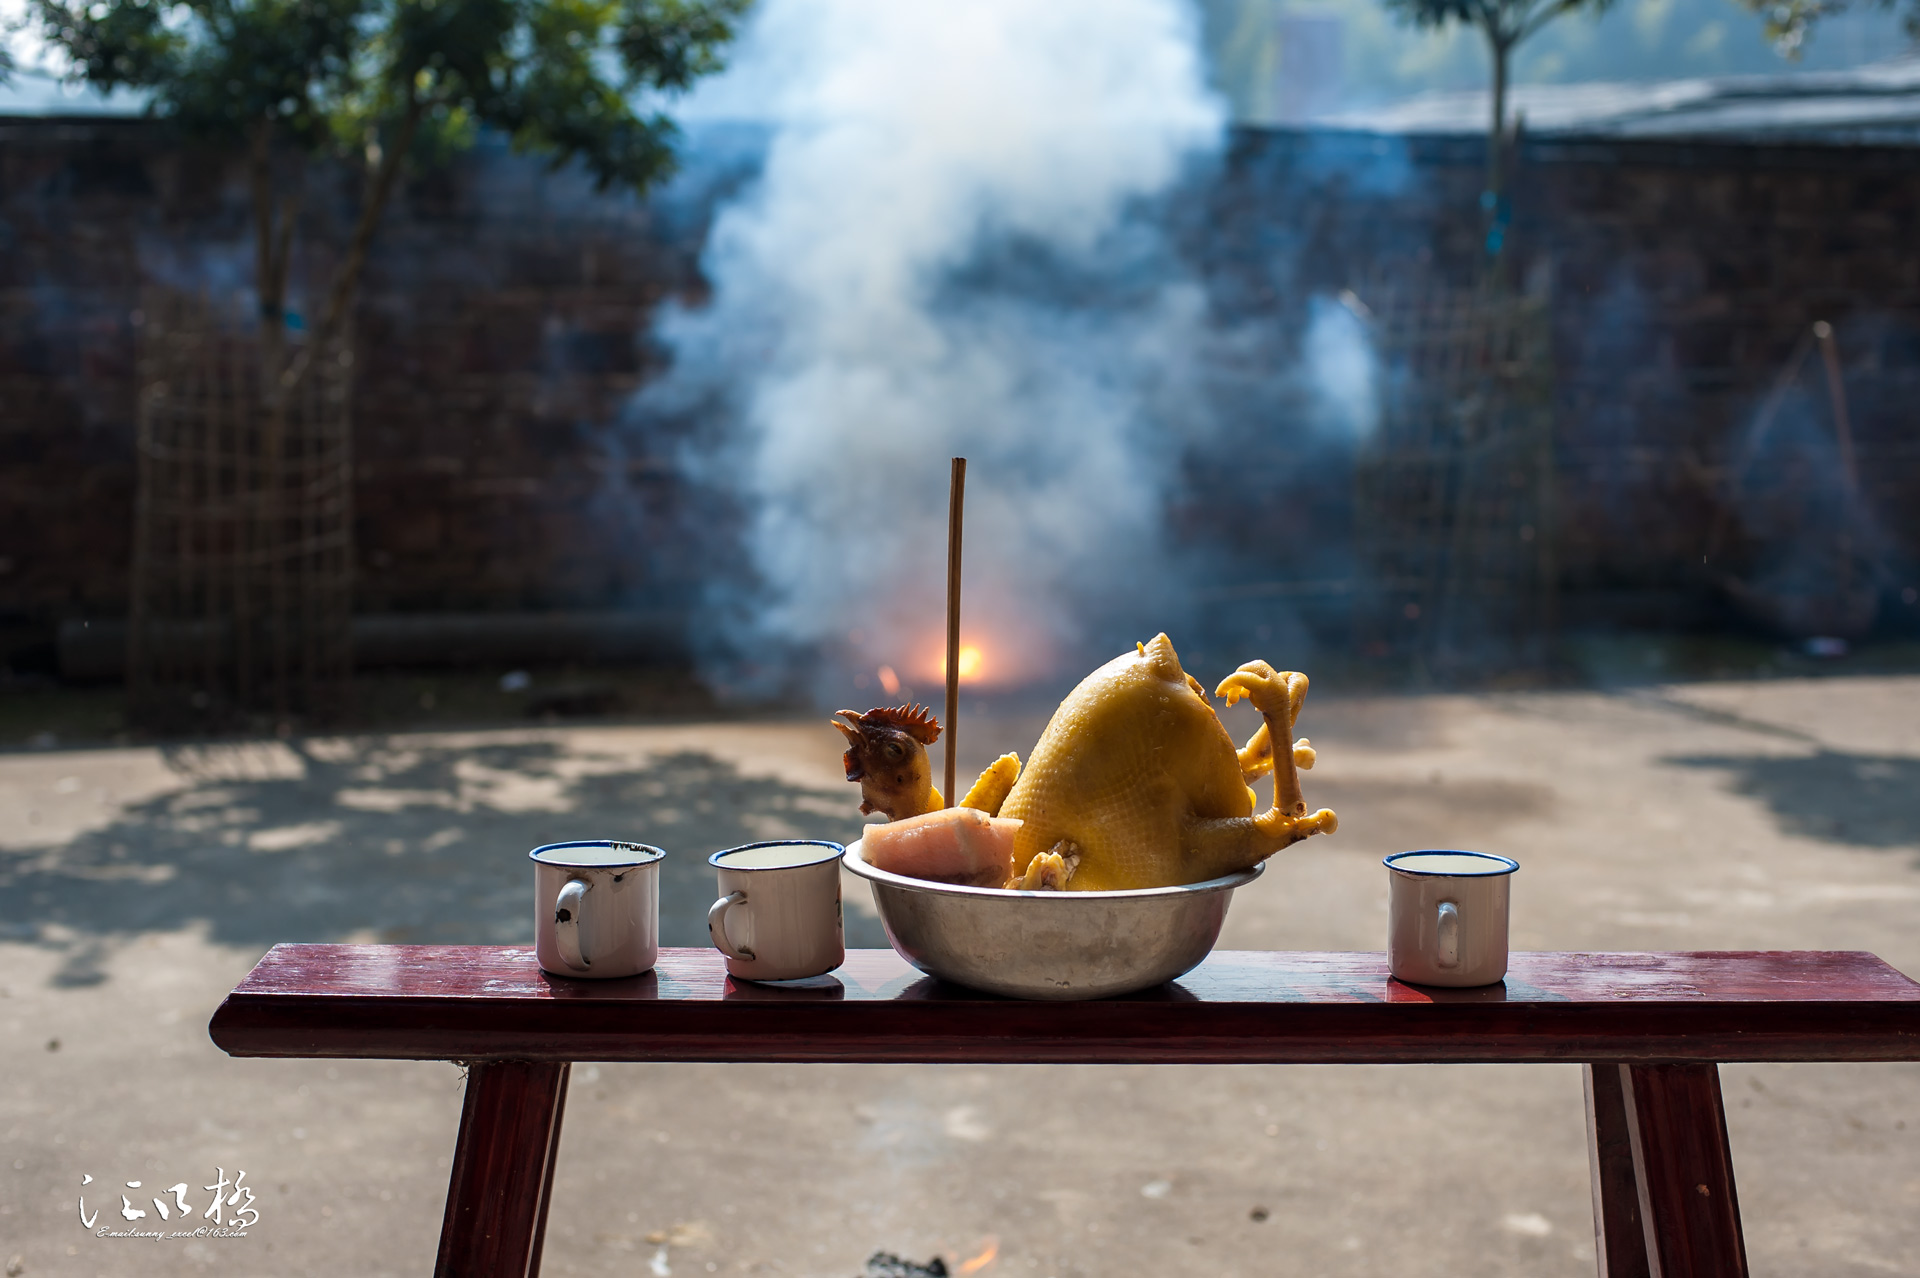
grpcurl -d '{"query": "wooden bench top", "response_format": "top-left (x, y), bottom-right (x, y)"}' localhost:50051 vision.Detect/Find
top-left (208, 946), bottom-right (1920, 1066)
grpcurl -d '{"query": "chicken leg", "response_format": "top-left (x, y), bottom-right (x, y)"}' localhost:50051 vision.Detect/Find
top-left (1178, 661), bottom-right (1338, 881)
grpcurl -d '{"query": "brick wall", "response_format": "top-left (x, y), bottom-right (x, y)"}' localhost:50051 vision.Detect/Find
top-left (1194, 130), bottom-right (1920, 626)
top-left (0, 118), bottom-right (744, 635)
top-left (3, 117), bottom-right (1916, 655)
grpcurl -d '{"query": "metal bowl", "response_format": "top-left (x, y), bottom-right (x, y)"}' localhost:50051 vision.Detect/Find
top-left (843, 839), bottom-right (1262, 1000)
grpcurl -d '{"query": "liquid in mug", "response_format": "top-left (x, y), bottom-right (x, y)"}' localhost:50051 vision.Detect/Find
top-left (1388, 851), bottom-right (1513, 876)
top-left (713, 843), bottom-right (842, 870)
top-left (531, 843), bottom-right (654, 867)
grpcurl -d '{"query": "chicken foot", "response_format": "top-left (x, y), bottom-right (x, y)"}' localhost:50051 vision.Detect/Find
top-left (1177, 661), bottom-right (1339, 880)
top-left (960, 753), bottom-right (1022, 816)
top-left (1233, 722), bottom-right (1317, 811)
top-left (1016, 839), bottom-right (1081, 891)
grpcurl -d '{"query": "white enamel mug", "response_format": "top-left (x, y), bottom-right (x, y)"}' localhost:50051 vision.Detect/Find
top-left (1386, 850), bottom-right (1518, 987)
top-left (707, 841), bottom-right (846, 982)
top-left (532, 841), bottom-right (664, 979)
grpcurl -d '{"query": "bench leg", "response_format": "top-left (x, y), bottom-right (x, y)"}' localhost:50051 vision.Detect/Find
top-left (1585, 1063), bottom-right (1652, 1278)
top-left (526, 1064), bottom-right (570, 1278)
top-left (435, 1061), bottom-right (571, 1278)
top-left (1614, 1063), bottom-right (1749, 1278)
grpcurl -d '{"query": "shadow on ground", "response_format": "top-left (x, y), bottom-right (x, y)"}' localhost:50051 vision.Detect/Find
top-left (1668, 748), bottom-right (1920, 855)
top-left (0, 737), bottom-right (885, 985)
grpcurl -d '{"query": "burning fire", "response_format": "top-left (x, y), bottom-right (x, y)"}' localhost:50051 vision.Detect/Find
top-left (872, 625), bottom-right (1047, 695)
top-left (958, 1237), bottom-right (999, 1274)
top-left (869, 644), bottom-right (985, 700)
top-left (939, 645), bottom-right (986, 682)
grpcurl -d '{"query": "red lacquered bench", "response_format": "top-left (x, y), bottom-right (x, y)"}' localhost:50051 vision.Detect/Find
top-left (209, 947), bottom-right (1920, 1278)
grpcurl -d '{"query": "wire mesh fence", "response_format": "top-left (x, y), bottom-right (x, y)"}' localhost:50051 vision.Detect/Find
top-left (1350, 276), bottom-right (1557, 675)
top-left (128, 289), bottom-right (354, 729)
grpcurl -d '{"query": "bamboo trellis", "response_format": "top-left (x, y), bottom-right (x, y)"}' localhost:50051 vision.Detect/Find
top-left (128, 289), bottom-right (354, 728)
top-left (1350, 277), bottom-right (1557, 673)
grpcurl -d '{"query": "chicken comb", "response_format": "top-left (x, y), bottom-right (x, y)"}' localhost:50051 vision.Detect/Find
top-left (861, 703), bottom-right (942, 745)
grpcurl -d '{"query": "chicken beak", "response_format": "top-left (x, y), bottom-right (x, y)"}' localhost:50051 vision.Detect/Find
top-left (830, 716), bottom-right (865, 780)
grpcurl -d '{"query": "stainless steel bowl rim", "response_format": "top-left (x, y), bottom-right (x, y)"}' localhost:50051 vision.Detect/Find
top-left (843, 838), bottom-right (1263, 899)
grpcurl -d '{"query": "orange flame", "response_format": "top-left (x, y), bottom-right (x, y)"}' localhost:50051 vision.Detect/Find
top-left (939, 645), bottom-right (985, 682)
top-left (958, 1237), bottom-right (999, 1275)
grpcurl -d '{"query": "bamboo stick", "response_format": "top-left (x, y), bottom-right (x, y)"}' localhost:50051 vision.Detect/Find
top-left (944, 457), bottom-right (966, 809)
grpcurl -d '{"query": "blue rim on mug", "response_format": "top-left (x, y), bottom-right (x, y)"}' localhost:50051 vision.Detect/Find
top-left (1384, 849), bottom-right (1519, 877)
top-left (708, 839), bottom-right (845, 869)
top-left (529, 840), bottom-right (666, 869)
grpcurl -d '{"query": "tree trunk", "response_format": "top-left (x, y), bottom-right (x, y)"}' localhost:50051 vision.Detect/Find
top-left (248, 118), bottom-right (296, 716)
top-left (248, 102), bottom-right (417, 718)
top-left (249, 119), bottom-right (289, 400)
top-left (279, 93), bottom-right (424, 398)
top-left (256, 98), bottom-right (418, 719)
top-left (1486, 32), bottom-right (1510, 246)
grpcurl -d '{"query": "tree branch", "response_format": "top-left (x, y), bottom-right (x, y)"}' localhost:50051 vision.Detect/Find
top-left (1518, 0), bottom-right (1587, 44)
top-left (270, 192), bottom-right (298, 306)
top-left (249, 115), bottom-right (298, 397)
top-left (250, 117), bottom-right (279, 327)
top-left (281, 89), bottom-right (425, 393)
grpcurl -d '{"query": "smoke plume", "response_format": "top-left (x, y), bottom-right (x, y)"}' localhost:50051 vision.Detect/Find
top-left (648, 0), bottom-right (1227, 702)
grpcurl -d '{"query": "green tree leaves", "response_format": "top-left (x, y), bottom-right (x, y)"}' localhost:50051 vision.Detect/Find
top-left (1379, 0), bottom-right (1617, 46)
top-left (14, 0), bottom-right (746, 394)
top-left (1731, 0), bottom-right (1916, 56)
top-left (25, 0), bottom-right (747, 184)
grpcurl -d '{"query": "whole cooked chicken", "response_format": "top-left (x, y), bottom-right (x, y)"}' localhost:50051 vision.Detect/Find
top-left (997, 633), bottom-right (1337, 891)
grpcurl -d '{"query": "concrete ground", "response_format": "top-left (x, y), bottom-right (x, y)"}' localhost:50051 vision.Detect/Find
top-left (1, 676), bottom-right (1917, 1278)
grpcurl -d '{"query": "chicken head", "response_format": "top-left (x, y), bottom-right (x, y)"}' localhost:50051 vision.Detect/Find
top-left (831, 704), bottom-right (944, 820)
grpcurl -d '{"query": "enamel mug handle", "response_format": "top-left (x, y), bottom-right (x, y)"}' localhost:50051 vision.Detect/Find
top-left (554, 878), bottom-right (591, 971)
top-left (1435, 900), bottom-right (1460, 970)
top-left (708, 890), bottom-right (755, 961)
